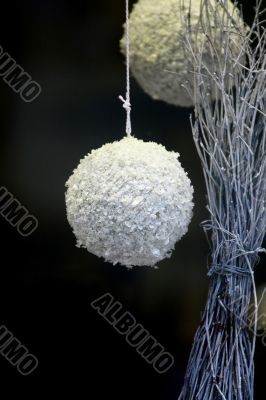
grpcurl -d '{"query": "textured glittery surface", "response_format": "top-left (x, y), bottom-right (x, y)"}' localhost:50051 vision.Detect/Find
top-left (65, 136), bottom-right (194, 268)
top-left (121, 0), bottom-right (246, 107)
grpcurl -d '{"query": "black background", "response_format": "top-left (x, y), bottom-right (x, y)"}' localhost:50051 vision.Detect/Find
top-left (0, 0), bottom-right (265, 398)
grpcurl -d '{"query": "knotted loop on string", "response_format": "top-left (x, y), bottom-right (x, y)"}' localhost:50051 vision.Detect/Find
top-left (119, 95), bottom-right (131, 111)
top-left (119, 95), bottom-right (132, 136)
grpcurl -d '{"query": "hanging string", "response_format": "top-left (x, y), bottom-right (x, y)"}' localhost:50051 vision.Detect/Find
top-left (119, 0), bottom-right (132, 137)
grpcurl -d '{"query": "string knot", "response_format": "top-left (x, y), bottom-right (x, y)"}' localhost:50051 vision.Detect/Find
top-left (119, 95), bottom-right (131, 112)
top-left (119, 95), bottom-right (132, 136)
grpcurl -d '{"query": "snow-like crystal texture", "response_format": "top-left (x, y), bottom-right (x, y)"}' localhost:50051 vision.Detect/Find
top-left (65, 136), bottom-right (194, 268)
top-left (121, 0), bottom-right (247, 107)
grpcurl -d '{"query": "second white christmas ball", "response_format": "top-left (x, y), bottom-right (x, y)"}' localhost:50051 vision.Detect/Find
top-left (121, 0), bottom-right (247, 107)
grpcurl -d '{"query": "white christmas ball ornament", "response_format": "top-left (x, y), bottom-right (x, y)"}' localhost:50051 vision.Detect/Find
top-left (121, 0), bottom-right (246, 107)
top-left (65, 136), bottom-right (193, 268)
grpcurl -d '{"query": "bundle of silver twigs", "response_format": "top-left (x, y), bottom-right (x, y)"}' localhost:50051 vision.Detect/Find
top-left (178, 1), bottom-right (266, 399)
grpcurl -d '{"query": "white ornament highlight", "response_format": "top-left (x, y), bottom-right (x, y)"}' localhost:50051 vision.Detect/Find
top-left (121, 0), bottom-right (247, 107)
top-left (65, 136), bottom-right (194, 268)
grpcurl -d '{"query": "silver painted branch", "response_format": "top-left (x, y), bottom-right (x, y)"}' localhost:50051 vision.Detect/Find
top-left (178, 0), bottom-right (266, 398)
